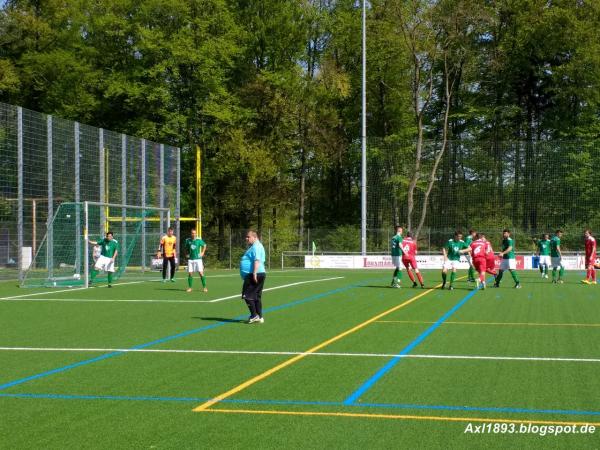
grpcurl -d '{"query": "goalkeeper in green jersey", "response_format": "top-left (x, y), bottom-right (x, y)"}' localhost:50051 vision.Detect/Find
top-left (550, 230), bottom-right (565, 283)
top-left (184, 229), bottom-right (207, 292)
top-left (464, 229), bottom-right (477, 283)
top-left (390, 226), bottom-right (403, 288)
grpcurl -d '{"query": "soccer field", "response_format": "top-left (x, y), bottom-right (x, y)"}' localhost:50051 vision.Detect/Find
top-left (1, 269), bottom-right (599, 448)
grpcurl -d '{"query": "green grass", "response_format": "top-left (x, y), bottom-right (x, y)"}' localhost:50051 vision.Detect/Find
top-left (1, 268), bottom-right (600, 448)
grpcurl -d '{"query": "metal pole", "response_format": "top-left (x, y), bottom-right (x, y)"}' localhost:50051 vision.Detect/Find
top-left (74, 122), bottom-right (81, 275)
top-left (361, 0), bottom-right (367, 256)
top-left (121, 134), bottom-right (127, 263)
top-left (84, 201), bottom-right (89, 288)
top-left (176, 147), bottom-right (181, 265)
top-left (141, 139), bottom-right (146, 271)
top-left (159, 143), bottom-right (165, 236)
top-left (17, 106), bottom-right (23, 281)
top-left (47, 115), bottom-right (53, 278)
top-left (32, 199), bottom-right (36, 263)
top-left (268, 227), bottom-right (271, 269)
top-left (229, 226), bottom-right (232, 270)
top-left (196, 145), bottom-right (201, 236)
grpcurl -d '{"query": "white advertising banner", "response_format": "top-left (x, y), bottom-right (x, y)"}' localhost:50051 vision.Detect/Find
top-left (305, 254), bottom-right (591, 270)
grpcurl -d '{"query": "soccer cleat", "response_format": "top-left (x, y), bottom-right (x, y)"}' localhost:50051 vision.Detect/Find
top-left (170, 279), bottom-right (176, 283)
top-left (592, 281), bottom-right (598, 285)
top-left (557, 280), bottom-right (564, 284)
top-left (448, 286), bottom-right (454, 290)
top-left (440, 282), bottom-right (446, 290)
top-left (581, 279), bottom-right (591, 285)
top-left (258, 317), bottom-right (264, 323)
top-left (248, 316), bottom-right (261, 324)
top-left (515, 283), bottom-right (521, 289)
top-left (203, 288), bottom-right (208, 293)
top-left (544, 274), bottom-right (549, 279)
top-left (493, 283), bottom-right (500, 288)
top-left (186, 288), bottom-right (192, 293)
top-left (107, 284), bottom-right (112, 288)
top-left (162, 279), bottom-right (167, 283)
top-left (412, 282), bottom-right (418, 288)
top-left (421, 284), bottom-right (426, 289)
top-left (390, 281), bottom-right (396, 287)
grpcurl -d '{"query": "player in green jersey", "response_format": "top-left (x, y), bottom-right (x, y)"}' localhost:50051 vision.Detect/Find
top-left (442, 231), bottom-right (470, 290)
top-left (535, 233), bottom-right (551, 279)
top-left (390, 226), bottom-right (403, 288)
top-left (185, 229), bottom-right (207, 292)
top-left (493, 229), bottom-right (521, 288)
top-left (550, 230), bottom-right (564, 283)
top-left (464, 229), bottom-right (477, 283)
top-left (88, 231), bottom-right (119, 287)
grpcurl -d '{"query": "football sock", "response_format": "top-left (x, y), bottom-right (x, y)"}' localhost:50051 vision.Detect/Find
top-left (450, 272), bottom-right (456, 285)
top-left (416, 272), bottom-right (424, 285)
top-left (392, 268), bottom-right (399, 280)
top-left (188, 275), bottom-right (193, 288)
top-left (552, 268), bottom-right (557, 280)
top-left (468, 267), bottom-right (475, 280)
top-left (558, 267), bottom-right (564, 279)
top-left (510, 270), bottom-right (519, 283)
top-left (107, 273), bottom-right (113, 284)
top-left (200, 275), bottom-right (206, 288)
top-left (90, 269), bottom-right (98, 281)
top-left (496, 270), bottom-right (504, 284)
top-left (407, 270), bottom-right (415, 283)
top-left (442, 272), bottom-right (447, 284)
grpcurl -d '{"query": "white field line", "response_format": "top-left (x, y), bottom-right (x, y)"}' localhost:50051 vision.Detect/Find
top-left (0, 270), bottom-right (320, 301)
top-left (0, 280), bottom-right (151, 300)
top-left (0, 277), bottom-right (344, 303)
top-left (0, 346), bottom-right (599, 363)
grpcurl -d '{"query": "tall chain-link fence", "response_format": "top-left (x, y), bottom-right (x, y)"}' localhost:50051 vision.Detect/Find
top-left (0, 102), bottom-right (180, 281)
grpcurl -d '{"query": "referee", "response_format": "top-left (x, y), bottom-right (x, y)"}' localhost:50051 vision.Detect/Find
top-left (159, 227), bottom-right (177, 282)
top-left (240, 230), bottom-right (266, 323)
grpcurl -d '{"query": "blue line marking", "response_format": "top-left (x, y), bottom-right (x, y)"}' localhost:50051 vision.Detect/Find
top-left (343, 287), bottom-right (479, 405)
top-left (0, 279), bottom-right (376, 391)
top-left (2, 392), bottom-right (600, 417)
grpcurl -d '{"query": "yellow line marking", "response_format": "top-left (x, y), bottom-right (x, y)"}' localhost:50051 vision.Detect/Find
top-left (376, 320), bottom-right (600, 327)
top-left (202, 408), bottom-right (600, 427)
top-left (192, 282), bottom-right (451, 412)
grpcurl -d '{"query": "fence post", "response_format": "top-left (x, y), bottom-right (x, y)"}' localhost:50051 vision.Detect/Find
top-left (17, 106), bottom-right (23, 282)
top-left (121, 134), bottom-right (127, 259)
top-left (268, 227), bottom-right (271, 269)
top-left (176, 147), bottom-right (181, 269)
top-left (229, 226), bottom-right (232, 270)
top-left (47, 114), bottom-right (53, 279)
top-left (141, 139), bottom-right (146, 271)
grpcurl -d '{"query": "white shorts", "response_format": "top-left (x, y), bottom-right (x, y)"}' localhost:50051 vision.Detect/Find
top-left (551, 257), bottom-right (563, 268)
top-left (538, 255), bottom-right (551, 267)
top-left (443, 260), bottom-right (459, 271)
top-left (392, 256), bottom-right (402, 269)
top-left (94, 255), bottom-right (115, 273)
top-left (500, 259), bottom-right (517, 271)
top-left (187, 259), bottom-right (204, 273)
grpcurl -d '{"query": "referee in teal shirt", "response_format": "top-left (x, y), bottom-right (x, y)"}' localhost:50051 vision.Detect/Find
top-left (240, 230), bottom-right (266, 323)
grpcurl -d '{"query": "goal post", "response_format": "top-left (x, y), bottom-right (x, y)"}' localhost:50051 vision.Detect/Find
top-left (21, 201), bottom-right (170, 288)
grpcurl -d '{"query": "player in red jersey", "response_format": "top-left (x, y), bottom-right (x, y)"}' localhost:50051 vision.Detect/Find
top-left (401, 232), bottom-right (425, 288)
top-left (582, 229), bottom-right (597, 285)
top-left (480, 233), bottom-right (497, 277)
top-left (468, 233), bottom-right (488, 289)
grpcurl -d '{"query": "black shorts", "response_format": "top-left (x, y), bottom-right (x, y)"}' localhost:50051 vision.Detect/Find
top-left (242, 273), bottom-right (266, 302)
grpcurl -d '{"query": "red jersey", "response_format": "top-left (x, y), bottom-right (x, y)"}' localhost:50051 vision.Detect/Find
top-left (401, 238), bottom-right (417, 259)
top-left (485, 241), bottom-right (493, 254)
top-left (470, 239), bottom-right (487, 259)
top-left (585, 236), bottom-right (597, 258)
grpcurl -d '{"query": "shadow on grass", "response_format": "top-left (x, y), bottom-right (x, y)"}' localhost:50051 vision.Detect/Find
top-left (194, 317), bottom-right (247, 324)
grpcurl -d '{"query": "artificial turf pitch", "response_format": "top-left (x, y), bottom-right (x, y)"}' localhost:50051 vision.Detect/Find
top-left (1, 269), bottom-right (599, 448)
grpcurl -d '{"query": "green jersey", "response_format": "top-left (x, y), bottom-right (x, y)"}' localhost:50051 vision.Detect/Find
top-left (550, 236), bottom-right (561, 258)
top-left (445, 239), bottom-right (467, 261)
top-left (464, 235), bottom-right (474, 246)
top-left (391, 234), bottom-right (403, 256)
top-left (98, 238), bottom-right (118, 258)
top-left (502, 237), bottom-right (515, 259)
top-left (185, 237), bottom-right (205, 260)
top-left (537, 239), bottom-right (551, 256)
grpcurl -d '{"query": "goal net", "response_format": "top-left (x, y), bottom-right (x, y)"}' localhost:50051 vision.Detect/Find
top-left (21, 202), bottom-right (170, 288)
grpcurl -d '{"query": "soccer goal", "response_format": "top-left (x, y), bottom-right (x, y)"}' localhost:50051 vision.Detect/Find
top-left (21, 202), bottom-right (170, 288)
